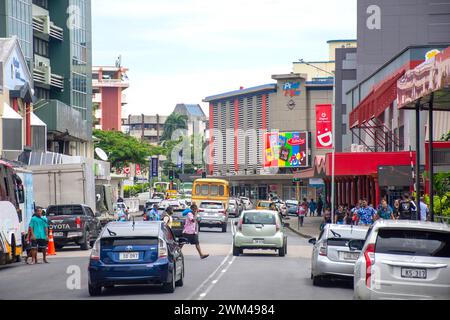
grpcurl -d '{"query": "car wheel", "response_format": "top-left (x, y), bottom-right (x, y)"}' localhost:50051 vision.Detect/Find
top-left (233, 245), bottom-right (240, 257)
top-left (88, 284), bottom-right (102, 296)
top-left (313, 276), bottom-right (323, 286)
top-left (278, 245), bottom-right (286, 257)
top-left (80, 231), bottom-right (91, 251)
top-left (162, 266), bottom-right (176, 293)
top-left (175, 263), bottom-right (184, 287)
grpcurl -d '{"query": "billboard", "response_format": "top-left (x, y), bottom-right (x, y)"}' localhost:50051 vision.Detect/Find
top-left (316, 104), bottom-right (333, 149)
top-left (264, 132), bottom-right (310, 168)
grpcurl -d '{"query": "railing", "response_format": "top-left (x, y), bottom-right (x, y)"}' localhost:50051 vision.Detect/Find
top-left (33, 67), bottom-right (47, 84)
top-left (49, 23), bottom-right (63, 41)
top-left (32, 17), bottom-right (45, 33)
top-left (50, 73), bottom-right (64, 89)
top-left (434, 215), bottom-right (450, 225)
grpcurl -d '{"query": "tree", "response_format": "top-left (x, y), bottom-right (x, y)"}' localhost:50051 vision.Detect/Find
top-left (441, 131), bottom-right (450, 141)
top-left (160, 113), bottom-right (188, 142)
top-left (93, 129), bottom-right (163, 170)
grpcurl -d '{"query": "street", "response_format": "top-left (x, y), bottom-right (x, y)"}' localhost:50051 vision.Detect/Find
top-left (0, 220), bottom-right (352, 300)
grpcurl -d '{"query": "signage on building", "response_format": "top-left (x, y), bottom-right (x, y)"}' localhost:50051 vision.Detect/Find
top-left (264, 131), bottom-right (310, 168)
top-left (4, 47), bottom-right (30, 91)
top-left (135, 164), bottom-right (141, 176)
top-left (316, 104), bottom-right (333, 149)
top-left (151, 157), bottom-right (159, 178)
top-left (283, 82), bottom-right (301, 97)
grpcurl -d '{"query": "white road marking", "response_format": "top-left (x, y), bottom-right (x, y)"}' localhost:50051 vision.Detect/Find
top-left (198, 256), bottom-right (236, 300)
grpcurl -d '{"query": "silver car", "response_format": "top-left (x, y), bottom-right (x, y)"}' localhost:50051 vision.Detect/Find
top-left (353, 220), bottom-right (450, 300)
top-left (309, 224), bottom-right (369, 286)
top-left (198, 201), bottom-right (228, 233)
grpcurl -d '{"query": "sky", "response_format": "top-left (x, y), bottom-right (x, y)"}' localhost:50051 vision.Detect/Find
top-left (92, 0), bottom-right (357, 117)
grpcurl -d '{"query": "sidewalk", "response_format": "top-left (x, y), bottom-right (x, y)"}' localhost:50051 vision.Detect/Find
top-left (285, 215), bottom-right (322, 239)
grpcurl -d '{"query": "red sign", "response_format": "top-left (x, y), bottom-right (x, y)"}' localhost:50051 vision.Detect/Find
top-left (123, 167), bottom-right (131, 175)
top-left (316, 104), bottom-right (333, 149)
top-left (135, 164), bottom-right (141, 175)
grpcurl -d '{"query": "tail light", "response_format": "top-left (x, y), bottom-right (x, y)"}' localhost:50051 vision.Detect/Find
top-left (319, 241), bottom-right (328, 256)
top-left (90, 240), bottom-right (101, 261)
top-left (364, 243), bottom-right (376, 288)
top-left (276, 221), bottom-right (281, 232)
top-left (75, 217), bottom-right (81, 229)
top-left (159, 239), bottom-right (168, 258)
top-left (238, 218), bottom-right (243, 232)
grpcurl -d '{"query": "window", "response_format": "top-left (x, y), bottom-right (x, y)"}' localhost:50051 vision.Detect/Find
top-left (243, 212), bottom-right (276, 225)
top-left (101, 237), bottom-right (158, 247)
top-left (210, 185), bottom-right (219, 196)
top-left (32, 0), bottom-right (48, 9)
top-left (376, 229), bottom-right (450, 258)
top-left (219, 185), bottom-right (225, 196)
top-left (201, 185), bottom-right (209, 196)
top-left (195, 185), bottom-right (200, 195)
top-left (33, 37), bottom-right (49, 57)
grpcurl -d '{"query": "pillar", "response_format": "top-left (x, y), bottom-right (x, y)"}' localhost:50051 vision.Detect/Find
top-left (26, 102), bottom-right (31, 147)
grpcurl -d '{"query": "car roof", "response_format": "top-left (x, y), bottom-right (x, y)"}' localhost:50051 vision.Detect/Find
top-left (243, 210), bottom-right (278, 215)
top-left (325, 224), bottom-right (369, 237)
top-left (101, 221), bottom-right (162, 238)
top-left (373, 220), bottom-right (450, 232)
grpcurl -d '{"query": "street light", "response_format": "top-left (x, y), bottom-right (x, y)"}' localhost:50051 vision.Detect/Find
top-left (298, 59), bottom-right (336, 222)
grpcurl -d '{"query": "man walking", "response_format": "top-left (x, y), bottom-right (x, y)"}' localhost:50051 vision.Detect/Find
top-left (398, 193), bottom-right (417, 220)
top-left (419, 197), bottom-right (429, 222)
top-left (317, 196), bottom-right (323, 217)
top-left (29, 207), bottom-right (49, 264)
top-left (309, 199), bottom-right (317, 217)
top-left (356, 199), bottom-right (377, 226)
top-left (182, 204), bottom-right (209, 260)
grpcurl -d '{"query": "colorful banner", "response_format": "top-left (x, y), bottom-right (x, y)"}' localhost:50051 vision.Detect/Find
top-left (316, 104), bottom-right (333, 149)
top-left (264, 132), bottom-right (309, 168)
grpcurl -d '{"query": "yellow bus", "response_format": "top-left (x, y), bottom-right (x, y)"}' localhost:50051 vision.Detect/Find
top-left (192, 179), bottom-right (230, 209)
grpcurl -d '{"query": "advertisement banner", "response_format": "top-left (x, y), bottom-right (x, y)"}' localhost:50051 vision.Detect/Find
top-left (151, 157), bottom-right (159, 178)
top-left (316, 104), bottom-right (333, 149)
top-left (264, 131), bottom-right (309, 168)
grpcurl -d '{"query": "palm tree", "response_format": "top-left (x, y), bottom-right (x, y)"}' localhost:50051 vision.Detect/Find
top-left (161, 113), bottom-right (188, 143)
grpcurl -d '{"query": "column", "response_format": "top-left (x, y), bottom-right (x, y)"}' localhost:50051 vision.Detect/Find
top-left (26, 102), bottom-right (31, 147)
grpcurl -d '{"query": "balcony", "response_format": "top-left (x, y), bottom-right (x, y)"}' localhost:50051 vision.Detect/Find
top-left (33, 57), bottom-right (64, 89)
top-left (34, 100), bottom-right (89, 141)
top-left (32, 17), bottom-right (45, 33)
top-left (92, 78), bottom-right (130, 89)
top-left (32, 15), bottom-right (63, 41)
top-left (50, 73), bottom-right (64, 89)
top-left (93, 93), bottom-right (102, 104)
top-left (49, 23), bottom-right (63, 41)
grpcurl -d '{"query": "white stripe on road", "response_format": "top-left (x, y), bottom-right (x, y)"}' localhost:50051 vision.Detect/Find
top-left (198, 256), bottom-right (236, 300)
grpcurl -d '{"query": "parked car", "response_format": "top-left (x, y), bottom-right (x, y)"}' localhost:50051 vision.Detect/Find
top-left (88, 221), bottom-right (188, 296)
top-left (46, 204), bottom-right (102, 250)
top-left (233, 210), bottom-right (288, 257)
top-left (352, 220), bottom-right (450, 300)
top-left (198, 201), bottom-right (228, 233)
top-left (240, 197), bottom-right (253, 210)
top-left (309, 224), bottom-right (369, 286)
top-left (285, 200), bottom-right (299, 216)
top-left (228, 199), bottom-right (240, 217)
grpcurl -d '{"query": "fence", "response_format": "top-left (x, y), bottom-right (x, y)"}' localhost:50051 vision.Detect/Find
top-left (434, 215), bottom-right (450, 225)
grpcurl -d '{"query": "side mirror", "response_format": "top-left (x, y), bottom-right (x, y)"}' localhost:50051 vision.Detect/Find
top-left (348, 239), bottom-right (365, 251)
top-left (308, 238), bottom-right (317, 245)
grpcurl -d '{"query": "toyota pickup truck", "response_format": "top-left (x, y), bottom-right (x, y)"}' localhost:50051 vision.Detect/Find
top-left (46, 204), bottom-right (102, 250)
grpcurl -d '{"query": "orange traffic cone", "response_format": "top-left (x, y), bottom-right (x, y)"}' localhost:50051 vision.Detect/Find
top-left (47, 229), bottom-right (56, 256)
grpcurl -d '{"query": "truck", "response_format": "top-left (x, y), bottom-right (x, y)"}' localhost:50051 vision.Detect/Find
top-left (0, 160), bottom-right (25, 265)
top-left (29, 163), bottom-right (115, 226)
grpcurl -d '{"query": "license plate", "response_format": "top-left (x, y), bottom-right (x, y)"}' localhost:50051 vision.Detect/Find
top-left (401, 268), bottom-right (427, 279)
top-left (172, 221), bottom-right (182, 228)
top-left (119, 252), bottom-right (139, 261)
top-left (341, 252), bottom-right (360, 261)
top-left (53, 232), bottom-right (64, 238)
top-left (253, 239), bottom-right (265, 244)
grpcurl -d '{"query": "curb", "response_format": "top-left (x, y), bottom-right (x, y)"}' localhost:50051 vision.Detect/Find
top-left (287, 225), bottom-right (317, 239)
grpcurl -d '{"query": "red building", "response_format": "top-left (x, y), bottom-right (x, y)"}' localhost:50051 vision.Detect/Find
top-left (92, 65), bottom-right (129, 131)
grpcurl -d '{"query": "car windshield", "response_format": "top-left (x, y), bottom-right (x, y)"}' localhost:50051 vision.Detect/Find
top-left (375, 229), bottom-right (450, 258)
top-left (47, 205), bottom-right (84, 216)
top-left (243, 212), bottom-right (276, 225)
top-left (200, 202), bottom-right (224, 209)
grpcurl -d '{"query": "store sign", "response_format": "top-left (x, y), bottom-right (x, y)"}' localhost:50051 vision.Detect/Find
top-left (316, 104), bottom-right (333, 149)
top-left (264, 132), bottom-right (310, 168)
top-left (151, 158), bottom-right (159, 178)
top-left (4, 48), bottom-right (30, 90)
top-left (135, 164), bottom-right (141, 176)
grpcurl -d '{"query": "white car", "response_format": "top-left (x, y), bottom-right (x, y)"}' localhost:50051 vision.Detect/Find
top-left (353, 220), bottom-right (450, 300)
top-left (240, 197), bottom-right (253, 210)
top-left (159, 199), bottom-right (183, 211)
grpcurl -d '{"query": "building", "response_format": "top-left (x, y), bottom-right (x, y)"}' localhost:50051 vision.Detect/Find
top-left (172, 104), bottom-right (207, 137)
top-left (0, 37), bottom-right (47, 160)
top-left (92, 64), bottom-right (129, 131)
top-left (204, 73), bottom-right (333, 201)
top-left (357, 0), bottom-right (450, 81)
top-left (124, 114), bottom-right (168, 145)
top-left (293, 40), bottom-right (356, 80)
top-left (1, 0), bottom-right (93, 158)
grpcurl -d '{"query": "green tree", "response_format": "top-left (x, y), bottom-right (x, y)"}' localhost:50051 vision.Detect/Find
top-left (441, 131), bottom-right (450, 141)
top-left (93, 129), bottom-right (163, 170)
top-left (160, 113), bottom-right (188, 142)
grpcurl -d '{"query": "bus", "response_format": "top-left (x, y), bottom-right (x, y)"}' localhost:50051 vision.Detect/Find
top-left (0, 160), bottom-right (25, 265)
top-left (192, 179), bottom-right (230, 209)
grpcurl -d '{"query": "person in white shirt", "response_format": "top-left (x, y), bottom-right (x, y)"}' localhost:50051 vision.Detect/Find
top-left (419, 197), bottom-right (429, 221)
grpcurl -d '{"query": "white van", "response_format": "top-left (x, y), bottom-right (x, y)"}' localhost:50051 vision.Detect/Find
top-left (0, 201), bottom-right (23, 264)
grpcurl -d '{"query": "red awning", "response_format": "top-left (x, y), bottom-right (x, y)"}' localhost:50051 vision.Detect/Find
top-left (397, 46), bottom-right (450, 111)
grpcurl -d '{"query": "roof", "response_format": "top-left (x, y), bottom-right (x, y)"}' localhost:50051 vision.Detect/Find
top-left (193, 178), bottom-right (230, 185)
top-left (101, 221), bottom-right (162, 238)
top-left (174, 104), bottom-right (206, 118)
top-left (0, 38), bottom-right (16, 63)
top-left (203, 84), bottom-right (277, 102)
top-left (327, 39), bottom-right (357, 43)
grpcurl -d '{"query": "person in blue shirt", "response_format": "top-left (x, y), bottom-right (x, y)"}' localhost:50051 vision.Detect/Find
top-left (117, 208), bottom-right (128, 222)
top-left (146, 204), bottom-right (161, 221)
top-left (376, 199), bottom-right (395, 220)
top-left (29, 207), bottom-right (49, 264)
top-left (308, 199), bottom-right (317, 217)
top-left (357, 199), bottom-right (377, 226)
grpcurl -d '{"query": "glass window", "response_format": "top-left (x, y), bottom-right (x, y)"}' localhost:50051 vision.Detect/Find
top-left (195, 185), bottom-right (200, 195)
top-left (243, 212), bottom-right (276, 225)
top-left (201, 185), bottom-right (209, 196)
top-left (219, 185), bottom-right (225, 196)
top-left (210, 185), bottom-right (219, 196)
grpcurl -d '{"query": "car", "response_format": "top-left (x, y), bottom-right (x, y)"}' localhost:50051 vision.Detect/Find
top-left (228, 199), bottom-right (240, 217)
top-left (145, 199), bottom-right (162, 212)
top-left (233, 210), bottom-right (288, 257)
top-left (159, 199), bottom-right (183, 211)
top-left (256, 200), bottom-right (275, 211)
top-left (308, 224), bottom-right (369, 286)
top-left (88, 221), bottom-right (188, 296)
top-left (168, 211), bottom-right (186, 238)
top-left (275, 201), bottom-right (287, 217)
top-left (47, 204), bottom-right (102, 250)
top-left (352, 220), bottom-right (450, 300)
top-left (285, 200), bottom-right (299, 216)
top-left (240, 197), bottom-right (253, 210)
top-left (198, 201), bottom-right (228, 233)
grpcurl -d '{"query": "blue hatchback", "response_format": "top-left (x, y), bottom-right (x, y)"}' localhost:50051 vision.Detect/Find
top-left (88, 221), bottom-right (187, 296)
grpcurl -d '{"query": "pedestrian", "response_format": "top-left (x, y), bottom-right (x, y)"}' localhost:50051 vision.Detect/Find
top-left (28, 206), bottom-right (49, 265)
top-left (317, 196), bottom-right (323, 217)
top-left (376, 199), bottom-right (395, 220)
top-left (320, 208), bottom-right (332, 231)
top-left (162, 206), bottom-right (174, 228)
top-left (181, 204), bottom-right (209, 260)
top-left (335, 205), bottom-right (346, 224)
top-left (356, 199), bottom-right (377, 226)
top-left (419, 197), bottom-right (429, 222)
top-left (144, 204), bottom-right (160, 221)
top-left (398, 193), bottom-right (417, 220)
top-left (392, 199), bottom-right (401, 219)
top-left (344, 207), bottom-right (354, 225)
top-left (308, 199), bottom-right (317, 217)
top-left (297, 199), bottom-right (307, 227)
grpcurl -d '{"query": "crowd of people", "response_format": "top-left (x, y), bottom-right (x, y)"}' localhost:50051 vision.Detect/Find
top-left (295, 192), bottom-right (430, 230)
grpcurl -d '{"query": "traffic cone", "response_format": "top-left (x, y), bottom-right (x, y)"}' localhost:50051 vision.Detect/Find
top-left (47, 229), bottom-right (56, 256)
